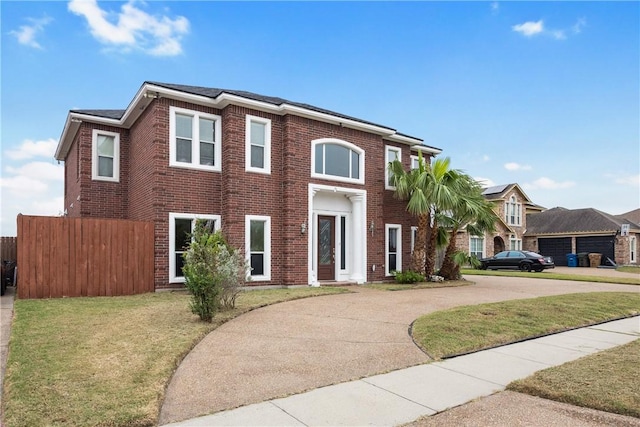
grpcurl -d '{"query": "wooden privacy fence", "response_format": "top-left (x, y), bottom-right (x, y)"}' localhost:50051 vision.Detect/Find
top-left (17, 215), bottom-right (155, 299)
top-left (1, 236), bottom-right (17, 262)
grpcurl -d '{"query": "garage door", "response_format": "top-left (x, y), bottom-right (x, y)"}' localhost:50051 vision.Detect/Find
top-left (576, 236), bottom-right (615, 265)
top-left (538, 237), bottom-right (572, 266)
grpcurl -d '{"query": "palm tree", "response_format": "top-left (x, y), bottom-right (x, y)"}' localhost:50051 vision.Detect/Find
top-left (437, 175), bottom-right (498, 280)
top-left (389, 155), bottom-right (463, 277)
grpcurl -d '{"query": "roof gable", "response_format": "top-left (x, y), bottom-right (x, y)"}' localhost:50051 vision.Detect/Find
top-left (482, 183), bottom-right (533, 204)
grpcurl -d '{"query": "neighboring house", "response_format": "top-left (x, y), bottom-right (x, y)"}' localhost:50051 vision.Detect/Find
top-left (54, 81), bottom-right (441, 290)
top-left (454, 183), bottom-right (542, 261)
top-left (524, 207), bottom-right (640, 266)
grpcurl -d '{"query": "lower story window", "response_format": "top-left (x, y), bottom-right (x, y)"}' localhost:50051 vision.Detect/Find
top-left (246, 215), bottom-right (271, 281)
top-left (470, 236), bottom-right (484, 258)
top-left (410, 226), bottom-right (418, 254)
top-left (630, 236), bottom-right (637, 263)
top-left (385, 224), bottom-right (402, 276)
top-left (169, 213), bottom-right (221, 282)
top-left (509, 235), bottom-right (522, 251)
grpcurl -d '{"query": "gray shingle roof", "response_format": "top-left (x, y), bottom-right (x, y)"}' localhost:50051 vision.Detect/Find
top-left (147, 81), bottom-right (399, 134)
top-left (616, 208), bottom-right (640, 225)
top-left (526, 207), bottom-right (640, 235)
top-left (71, 109), bottom-right (126, 120)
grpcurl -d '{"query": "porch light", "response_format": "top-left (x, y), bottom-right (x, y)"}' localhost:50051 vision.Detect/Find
top-left (370, 221), bottom-right (375, 235)
top-left (301, 221), bottom-right (307, 234)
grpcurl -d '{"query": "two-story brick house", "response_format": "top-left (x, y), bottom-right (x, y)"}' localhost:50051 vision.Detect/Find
top-left (454, 183), bottom-right (543, 261)
top-left (55, 81), bottom-right (441, 290)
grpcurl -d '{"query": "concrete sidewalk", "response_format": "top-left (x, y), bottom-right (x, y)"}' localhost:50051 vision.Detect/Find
top-left (163, 316), bottom-right (639, 427)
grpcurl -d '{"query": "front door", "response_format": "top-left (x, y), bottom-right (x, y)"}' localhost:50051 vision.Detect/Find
top-left (317, 216), bottom-right (335, 281)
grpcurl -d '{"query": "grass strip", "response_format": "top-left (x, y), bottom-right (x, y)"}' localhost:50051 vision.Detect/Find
top-left (411, 292), bottom-right (640, 360)
top-left (460, 268), bottom-right (640, 285)
top-left (508, 339), bottom-right (640, 418)
top-left (365, 279), bottom-right (472, 291)
top-left (617, 266), bottom-right (640, 274)
top-left (2, 287), bottom-right (349, 427)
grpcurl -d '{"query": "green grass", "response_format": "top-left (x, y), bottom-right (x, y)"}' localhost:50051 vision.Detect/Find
top-left (460, 268), bottom-right (640, 285)
top-left (509, 339), bottom-right (640, 418)
top-left (2, 287), bottom-right (349, 427)
top-left (364, 279), bottom-right (472, 291)
top-left (617, 265), bottom-right (640, 274)
top-left (411, 292), bottom-right (640, 360)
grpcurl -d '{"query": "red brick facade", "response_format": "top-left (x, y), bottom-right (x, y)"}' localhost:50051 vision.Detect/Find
top-left (59, 84), bottom-right (436, 289)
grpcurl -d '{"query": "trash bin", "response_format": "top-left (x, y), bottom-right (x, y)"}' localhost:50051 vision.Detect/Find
top-left (566, 253), bottom-right (578, 267)
top-left (577, 252), bottom-right (590, 267)
top-left (588, 253), bottom-right (602, 268)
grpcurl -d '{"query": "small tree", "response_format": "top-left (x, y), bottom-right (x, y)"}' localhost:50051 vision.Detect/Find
top-left (183, 221), bottom-right (247, 321)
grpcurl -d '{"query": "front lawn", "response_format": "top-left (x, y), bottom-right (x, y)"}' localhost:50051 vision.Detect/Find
top-left (411, 292), bottom-right (640, 359)
top-left (460, 268), bottom-right (640, 285)
top-left (2, 287), bottom-right (349, 427)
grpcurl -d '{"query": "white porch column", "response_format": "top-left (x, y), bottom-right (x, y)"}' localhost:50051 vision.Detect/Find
top-left (348, 193), bottom-right (366, 283)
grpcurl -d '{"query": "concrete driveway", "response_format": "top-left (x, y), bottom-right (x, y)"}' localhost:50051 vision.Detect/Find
top-left (159, 274), bottom-right (638, 425)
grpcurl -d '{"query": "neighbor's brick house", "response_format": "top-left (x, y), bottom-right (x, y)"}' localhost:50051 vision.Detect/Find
top-left (55, 82), bottom-right (441, 289)
top-left (453, 183), bottom-right (543, 262)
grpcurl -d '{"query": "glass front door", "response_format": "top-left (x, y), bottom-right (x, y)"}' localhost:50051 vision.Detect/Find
top-left (317, 216), bottom-right (335, 281)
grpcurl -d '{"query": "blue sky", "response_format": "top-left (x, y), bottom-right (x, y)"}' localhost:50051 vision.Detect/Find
top-left (1, 1), bottom-right (638, 236)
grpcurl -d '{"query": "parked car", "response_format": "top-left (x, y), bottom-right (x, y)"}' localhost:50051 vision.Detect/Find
top-left (479, 251), bottom-right (555, 272)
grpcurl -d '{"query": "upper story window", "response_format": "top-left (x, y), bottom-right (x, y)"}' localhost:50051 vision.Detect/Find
top-left (385, 146), bottom-right (401, 190)
top-left (245, 115), bottom-right (271, 174)
top-left (170, 106), bottom-right (222, 172)
top-left (92, 129), bottom-right (120, 182)
top-left (505, 195), bottom-right (522, 226)
top-left (311, 139), bottom-right (364, 185)
top-left (410, 155), bottom-right (420, 170)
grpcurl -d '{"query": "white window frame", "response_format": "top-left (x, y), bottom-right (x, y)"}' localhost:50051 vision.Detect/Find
top-left (410, 155), bottom-right (420, 170)
top-left (245, 215), bottom-right (271, 281)
top-left (509, 235), bottom-right (522, 251)
top-left (385, 145), bottom-right (401, 190)
top-left (385, 224), bottom-right (402, 276)
top-left (245, 115), bottom-right (271, 174)
top-left (311, 138), bottom-right (365, 185)
top-left (505, 196), bottom-right (522, 226)
top-left (469, 235), bottom-right (485, 258)
top-left (630, 236), bottom-right (637, 263)
top-left (410, 226), bottom-right (418, 254)
top-left (169, 213), bottom-right (221, 283)
top-left (169, 106), bottom-right (222, 172)
top-left (91, 129), bottom-right (120, 182)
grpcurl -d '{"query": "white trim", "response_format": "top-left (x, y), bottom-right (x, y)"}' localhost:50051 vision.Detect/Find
top-left (311, 138), bottom-right (365, 185)
top-left (385, 145), bottom-right (401, 190)
top-left (410, 155), bottom-right (420, 170)
top-left (168, 213), bottom-right (221, 283)
top-left (385, 224), bottom-right (402, 276)
top-left (245, 215), bottom-right (271, 281)
top-left (169, 106), bottom-right (222, 172)
top-left (91, 129), bottom-right (120, 182)
top-left (245, 115), bottom-right (272, 174)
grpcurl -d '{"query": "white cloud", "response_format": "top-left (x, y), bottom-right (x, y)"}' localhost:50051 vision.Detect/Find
top-left (512, 20), bottom-right (544, 37)
top-left (1, 162), bottom-right (64, 198)
top-left (9, 16), bottom-right (52, 49)
top-left (513, 18), bottom-right (586, 40)
top-left (475, 177), bottom-right (496, 188)
top-left (614, 174), bottom-right (640, 187)
top-left (491, 2), bottom-right (499, 14)
top-left (504, 162), bottom-right (532, 171)
top-left (6, 162), bottom-right (64, 182)
top-left (482, 155), bottom-right (490, 162)
top-left (523, 177), bottom-right (576, 190)
top-left (572, 17), bottom-right (587, 34)
top-left (68, 0), bottom-right (189, 56)
top-left (5, 138), bottom-right (58, 160)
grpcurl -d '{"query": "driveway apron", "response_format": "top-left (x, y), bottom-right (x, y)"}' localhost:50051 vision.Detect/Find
top-left (159, 276), bottom-right (638, 425)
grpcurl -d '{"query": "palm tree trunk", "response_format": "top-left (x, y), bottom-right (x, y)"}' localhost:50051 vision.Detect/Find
top-left (412, 213), bottom-right (428, 275)
top-left (439, 227), bottom-right (459, 280)
top-left (424, 216), bottom-right (437, 277)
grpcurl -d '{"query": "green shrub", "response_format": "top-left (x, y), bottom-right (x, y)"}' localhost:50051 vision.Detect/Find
top-left (183, 221), bottom-right (248, 321)
top-left (394, 270), bottom-right (425, 284)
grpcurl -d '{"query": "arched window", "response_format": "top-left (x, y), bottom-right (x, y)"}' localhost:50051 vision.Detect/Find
top-left (505, 195), bottom-right (522, 226)
top-left (311, 139), bottom-right (364, 184)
